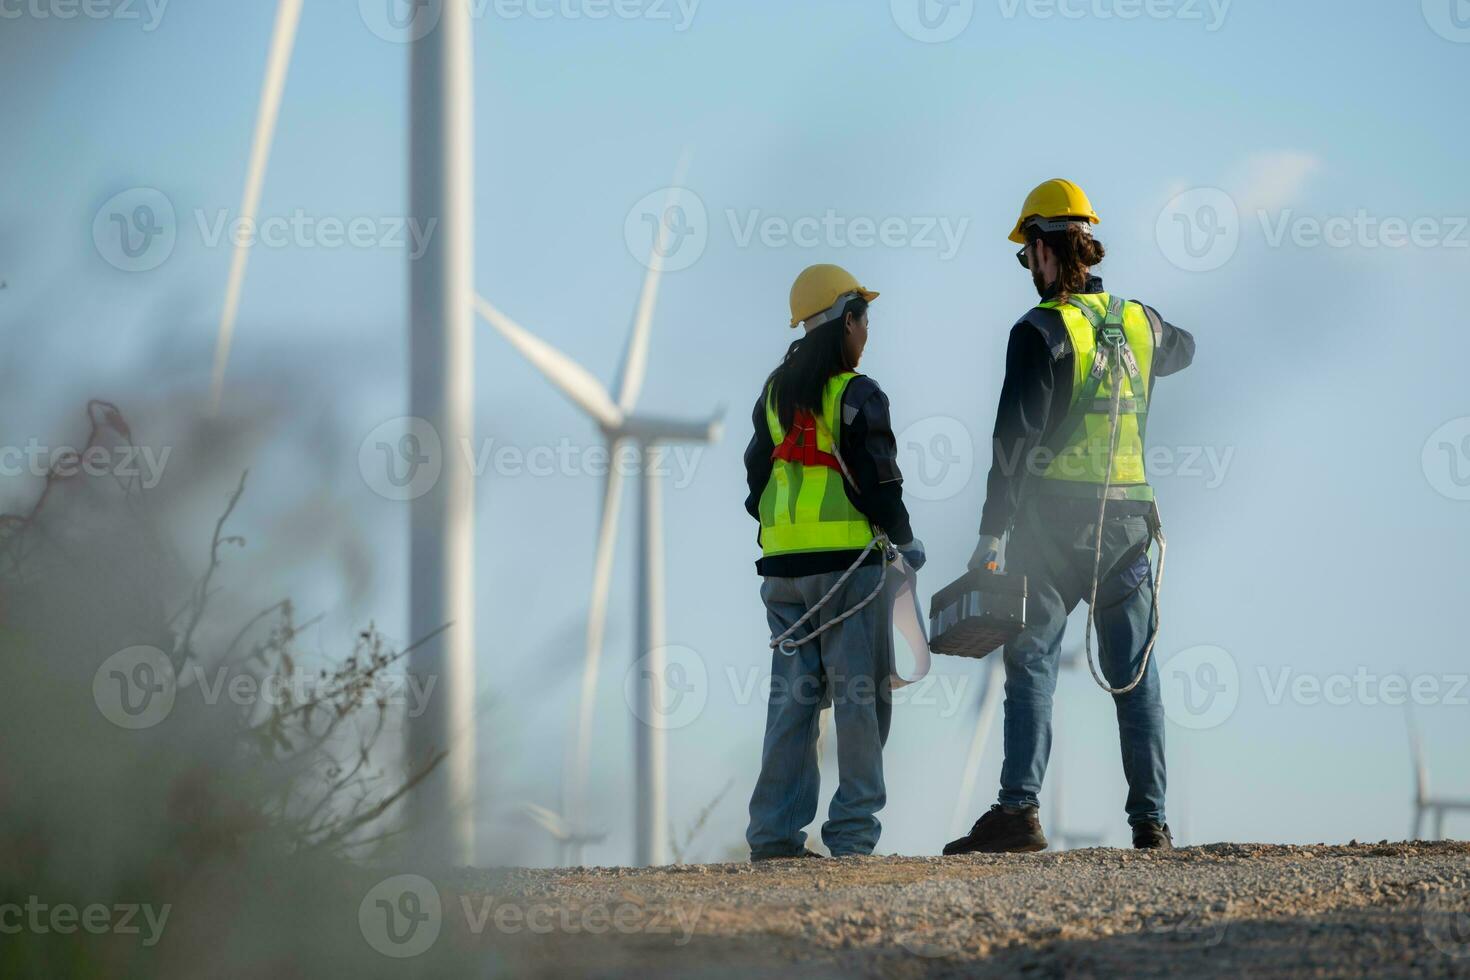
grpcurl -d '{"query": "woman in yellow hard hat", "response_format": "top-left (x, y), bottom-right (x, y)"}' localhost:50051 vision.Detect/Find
top-left (742, 263), bottom-right (923, 860)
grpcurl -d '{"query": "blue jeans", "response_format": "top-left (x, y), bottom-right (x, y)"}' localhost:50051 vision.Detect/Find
top-left (997, 498), bottom-right (1167, 827)
top-left (746, 566), bottom-right (893, 858)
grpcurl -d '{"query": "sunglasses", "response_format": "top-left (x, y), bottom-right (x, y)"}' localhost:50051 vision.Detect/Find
top-left (1016, 245), bottom-right (1031, 270)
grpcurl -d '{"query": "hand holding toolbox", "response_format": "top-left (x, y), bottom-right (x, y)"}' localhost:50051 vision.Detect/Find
top-left (927, 567), bottom-right (1028, 660)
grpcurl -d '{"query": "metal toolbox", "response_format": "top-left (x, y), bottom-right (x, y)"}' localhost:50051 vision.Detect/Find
top-left (927, 568), bottom-right (1028, 660)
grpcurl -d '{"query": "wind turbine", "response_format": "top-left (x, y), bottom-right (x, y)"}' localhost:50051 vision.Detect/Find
top-left (473, 169), bottom-right (721, 866)
top-left (950, 655), bottom-right (1004, 838)
top-left (200, 0), bottom-right (478, 866)
top-left (1406, 705), bottom-right (1470, 840)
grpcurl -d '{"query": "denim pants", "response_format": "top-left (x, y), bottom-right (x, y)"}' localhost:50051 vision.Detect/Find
top-left (997, 497), bottom-right (1167, 827)
top-left (746, 565), bottom-right (893, 858)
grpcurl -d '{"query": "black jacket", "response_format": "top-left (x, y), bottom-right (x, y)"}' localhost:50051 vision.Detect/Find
top-left (744, 374), bottom-right (913, 577)
top-left (978, 276), bottom-right (1197, 537)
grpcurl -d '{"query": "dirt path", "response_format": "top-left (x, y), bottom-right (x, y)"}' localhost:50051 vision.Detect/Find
top-left (452, 841), bottom-right (1470, 977)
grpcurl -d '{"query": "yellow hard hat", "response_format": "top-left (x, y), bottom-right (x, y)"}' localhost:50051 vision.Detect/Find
top-left (1008, 178), bottom-right (1101, 244)
top-left (788, 264), bottom-right (879, 328)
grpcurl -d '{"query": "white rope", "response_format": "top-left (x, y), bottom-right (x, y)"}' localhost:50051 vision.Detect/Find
top-left (769, 535), bottom-right (893, 656)
top-left (1082, 345), bottom-right (1167, 695)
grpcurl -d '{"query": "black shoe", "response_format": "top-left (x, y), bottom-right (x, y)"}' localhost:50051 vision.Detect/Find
top-left (751, 848), bottom-right (826, 862)
top-left (1132, 822), bottom-right (1173, 849)
top-left (943, 804), bottom-right (1048, 855)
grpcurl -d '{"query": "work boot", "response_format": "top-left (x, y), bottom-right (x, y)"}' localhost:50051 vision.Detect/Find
top-left (1132, 822), bottom-right (1173, 850)
top-left (943, 804), bottom-right (1048, 855)
top-left (751, 848), bottom-right (826, 862)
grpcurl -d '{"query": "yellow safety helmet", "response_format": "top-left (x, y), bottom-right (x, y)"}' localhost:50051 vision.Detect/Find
top-left (1008, 178), bottom-right (1101, 244)
top-left (788, 264), bottom-right (879, 329)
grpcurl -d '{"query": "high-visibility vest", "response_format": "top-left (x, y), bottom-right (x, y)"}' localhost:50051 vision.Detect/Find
top-left (758, 372), bottom-right (876, 557)
top-left (1035, 293), bottom-right (1157, 501)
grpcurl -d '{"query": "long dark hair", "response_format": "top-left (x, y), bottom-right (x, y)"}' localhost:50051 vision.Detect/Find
top-left (764, 297), bottom-right (866, 430)
top-left (1028, 223), bottom-right (1106, 301)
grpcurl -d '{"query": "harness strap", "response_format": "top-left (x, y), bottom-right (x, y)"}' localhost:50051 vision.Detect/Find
top-left (770, 410), bottom-right (844, 471)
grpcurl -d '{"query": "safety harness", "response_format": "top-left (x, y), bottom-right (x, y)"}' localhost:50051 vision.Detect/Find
top-left (1058, 295), bottom-right (1168, 696)
top-left (765, 407), bottom-right (929, 688)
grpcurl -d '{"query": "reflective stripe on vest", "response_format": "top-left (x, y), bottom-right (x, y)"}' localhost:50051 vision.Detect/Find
top-left (1036, 293), bottom-right (1156, 499)
top-left (758, 372), bottom-right (875, 557)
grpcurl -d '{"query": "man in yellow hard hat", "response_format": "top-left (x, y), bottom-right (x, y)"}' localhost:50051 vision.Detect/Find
top-left (742, 263), bottom-right (924, 860)
top-left (944, 180), bottom-right (1197, 854)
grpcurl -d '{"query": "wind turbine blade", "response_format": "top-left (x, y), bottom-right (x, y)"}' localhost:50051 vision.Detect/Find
top-left (567, 456), bottom-right (626, 840)
top-left (474, 294), bottom-right (623, 429)
top-left (951, 657), bottom-right (1004, 837)
top-left (209, 0), bottom-right (305, 415)
top-left (614, 149), bottom-right (693, 412)
top-left (519, 802), bottom-right (570, 841)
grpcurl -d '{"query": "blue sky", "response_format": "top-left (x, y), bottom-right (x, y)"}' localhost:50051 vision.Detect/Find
top-left (3, 0), bottom-right (1469, 863)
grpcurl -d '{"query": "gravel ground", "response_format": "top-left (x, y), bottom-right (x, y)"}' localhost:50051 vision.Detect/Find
top-left (450, 841), bottom-right (1470, 978)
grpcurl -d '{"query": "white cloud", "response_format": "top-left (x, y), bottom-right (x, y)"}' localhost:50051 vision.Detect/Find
top-left (1231, 150), bottom-right (1322, 214)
